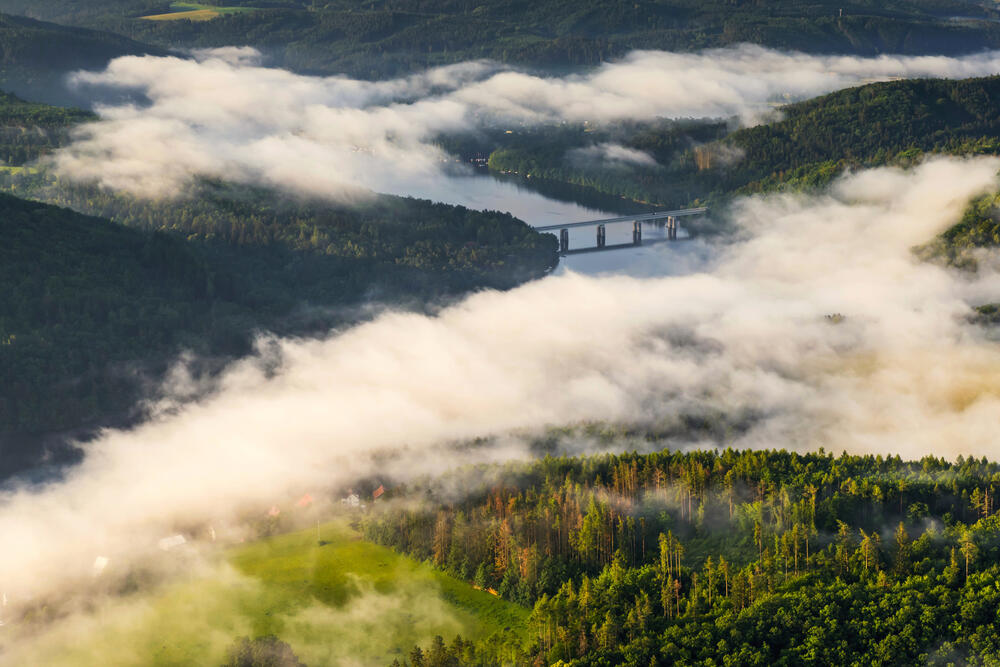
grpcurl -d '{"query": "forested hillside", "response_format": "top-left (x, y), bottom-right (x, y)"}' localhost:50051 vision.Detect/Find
top-left (0, 91), bottom-right (557, 478)
top-left (0, 90), bottom-right (93, 165)
top-left (0, 13), bottom-right (162, 104)
top-left (723, 75), bottom-right (1000, 193)
top-left (6, 0), bottom-right (1000, 78)
top-left (0, 187), bottom-right (557, 477)
top-left (0, 193), bottom-right (230, 474)
top-left (365, 446), bottom-right (1000, 665)
top-left (487, 75), bottom-right (1000, 225)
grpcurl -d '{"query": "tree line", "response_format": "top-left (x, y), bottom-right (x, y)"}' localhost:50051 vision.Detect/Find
top-left (365, 446), bottom-right (1000, 665)
top-left (0, 92), bottom-right (557, 478)
top-left (487, 74), bottom-right (1000, 247)
top-left (7, 0), bottom-right (1000, 82)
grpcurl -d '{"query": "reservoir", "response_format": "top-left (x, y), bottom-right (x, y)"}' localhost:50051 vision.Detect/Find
top-left (379, 169), bottom-right (703, 277)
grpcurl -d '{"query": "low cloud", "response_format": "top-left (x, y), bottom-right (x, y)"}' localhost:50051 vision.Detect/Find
top-left (49, 45), bottom-right (1000, 200)
top-left (2, 158), bottom-right (1000, 621)
top-left (3, 563), bottom-right (472, 666)
top-left (567, 143), bottom-right (659, 169)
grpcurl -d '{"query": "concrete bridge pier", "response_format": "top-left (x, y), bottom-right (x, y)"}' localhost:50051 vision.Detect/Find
top-left (596, 224), bottom-right (606, 248)
top-left (633, 221), bottom-right (642, 246)
top-left (560, 228), bottom-right (569, 254)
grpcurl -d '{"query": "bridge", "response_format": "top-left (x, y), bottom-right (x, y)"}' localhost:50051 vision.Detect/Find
top-left (532, 207), bottom-right (708, 255)
top-left (532, 207), bottom-right (708, 232)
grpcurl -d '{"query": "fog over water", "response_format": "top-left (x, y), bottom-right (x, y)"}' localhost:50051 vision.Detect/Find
top-left (48, 43), bottom-right (1000, 275)
top-left (4, 47), bottom-right (1000, 653)
top-left (3, 157), bottom-right (1000, 615)
top-left (50, 44), bottom-right (1000, 203)
top-left (382, 169), bottom-right (694, 275)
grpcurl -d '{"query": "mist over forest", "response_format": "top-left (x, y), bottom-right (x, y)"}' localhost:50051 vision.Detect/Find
top-left (3, 2), bottom-right (1000, 666)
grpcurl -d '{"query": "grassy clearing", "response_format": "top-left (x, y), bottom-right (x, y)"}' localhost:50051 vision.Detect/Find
top-left (140, 2), bottom-right (257, 22)
top-left (142, 9), bottom-right (220, 21)
top-left (5, 520), bottom-right (529, 666)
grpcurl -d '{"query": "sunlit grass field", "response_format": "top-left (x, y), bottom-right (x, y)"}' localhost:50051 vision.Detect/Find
top-left (140, 2), bottom-right (257, 22)
top-left (7, 520), bottom-right (528, 666)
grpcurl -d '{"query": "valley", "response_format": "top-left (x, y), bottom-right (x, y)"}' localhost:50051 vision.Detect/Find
top-left (2, 3), bottom-right (1000, 666)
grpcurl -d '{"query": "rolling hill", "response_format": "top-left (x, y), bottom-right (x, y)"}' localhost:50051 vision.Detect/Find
top-left (0, 12), bottom-right (164, 105)
top-left (4, 0), bottom-right (1000, 78)
top-left (486, 74), bottom-right (1000, 231)
top-left (0, 85), bottom-right (558, 481)
top-left (2, 519), bottom-right (530, 665)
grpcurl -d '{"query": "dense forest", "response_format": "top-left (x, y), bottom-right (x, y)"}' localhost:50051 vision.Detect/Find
top-left (486, 74), bottom-right (1000, 248)
top-left (0, 90), bottom-right (557, 478)
top-left (8, 68), bottom-right (1000, 476)
top-left (364, 445), bottom-right (1000, 665)
top-left (0, 184), bottom-right (556, 476)
top-left (5, 4), bottom-right (1000, 666)
top-left (0, 90), bottom-right (93, 165)
top-left (0, 12), bottom-right (162, 105)
top-left (4, 0), bottom-right (1000, 80)
top-left (0, 192), bottom-right (231, 474)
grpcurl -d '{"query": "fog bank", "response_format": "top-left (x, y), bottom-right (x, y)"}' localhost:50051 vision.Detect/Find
top-left (50, 45), bottom-right (1000, 200)
top-left (2, 158), bottom-right (999, 613)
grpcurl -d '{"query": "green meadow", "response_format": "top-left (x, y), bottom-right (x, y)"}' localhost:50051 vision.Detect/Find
top-left (141, 3), bottom-right (258, 22)
top-left (7, 520), bottom-right (528, 666)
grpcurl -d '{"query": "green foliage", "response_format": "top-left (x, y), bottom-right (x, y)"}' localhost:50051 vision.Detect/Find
top-left (0, 178), bottom-right (556, 476)
top-left (724, 76), bottom-right (1000, 193)
top-left (0, 12), bottom-right (155, 71)
top-left (487, 74), bottom-right (1000, 215)
top-left (0, 192), bottom-right (225, 471)
top-left (10, 520), bottom-right (528, 666)
top-left (934, 191), bottom-right (1000, 262)
top-left (0, 90), bottom-right (93, 165)
top-left (483, 119), bottom-right (729, 208)
top-left (7, 0), bottom-right (1000, 80)
top-left (223, 636), bottom-right (305, 667)
top-left (368, 447), bottom-right (1000, 665)
top-left (30, 180), bottom-right (558, 289)
top-left (0, 12), bottom-right (164, 104)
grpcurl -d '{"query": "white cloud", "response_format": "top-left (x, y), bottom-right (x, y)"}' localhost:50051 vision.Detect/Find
top-left (567, 142), bottom-right (659, 168)
top-left (50, 45), bottom-right (1000, 200)
top-left (2, 158), bottom-right (1000, 614)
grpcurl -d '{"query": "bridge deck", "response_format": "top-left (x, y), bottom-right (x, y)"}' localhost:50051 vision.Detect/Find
top-left (559, 236), bottom-right (693, 257)
top-left (533, 207), bottom-right (707, 232)
top-left (562, 237), bottom-right (693, 255)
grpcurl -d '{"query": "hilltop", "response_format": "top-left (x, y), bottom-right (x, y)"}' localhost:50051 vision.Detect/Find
top-left (0, 89), bottom-right (94, 164)
top-left (486, 74), bottom-right (1000, 249)
top-left (0, 87), bottom-right (558, 478)
top-left (5, 0), bottom-right (1000, 78)
top-left (3, 519), bottom-right (529, 665)
top-left (366, 446), bottom-right (1000, 665)
top-left (0, 12), bottom-right (163, 105)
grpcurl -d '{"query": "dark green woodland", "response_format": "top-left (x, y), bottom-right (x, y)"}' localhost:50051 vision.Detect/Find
top-left (6, 0), bottom-right (1000, 79)
top-left (0, 91), bottom-right (556, 476)
top-left (367, 446), bottom-right (1000, 666)
top-left (485, 74), bottom-right (1000, 210)
top-left (2, 5), bottom-right (1000, 663)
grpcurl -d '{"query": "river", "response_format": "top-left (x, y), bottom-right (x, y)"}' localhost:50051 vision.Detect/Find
top-left (379, 169), bottom-right (707, 277)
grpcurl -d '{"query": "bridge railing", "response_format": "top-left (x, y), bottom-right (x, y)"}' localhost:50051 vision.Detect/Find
top-left (532, 207), bottom-right (708, 232)
top-left (541, 208), bottom-right (708, 255)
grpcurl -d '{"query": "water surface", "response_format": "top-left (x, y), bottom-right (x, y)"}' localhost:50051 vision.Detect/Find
top-left (381, 170), bottom-right (707, 276)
